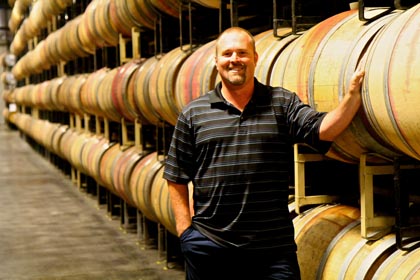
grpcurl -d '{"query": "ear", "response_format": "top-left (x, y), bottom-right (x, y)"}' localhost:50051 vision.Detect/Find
top-left (254, 51), bottom-right (259, 64)
top-left (214, 56), bottom-right (219, 71)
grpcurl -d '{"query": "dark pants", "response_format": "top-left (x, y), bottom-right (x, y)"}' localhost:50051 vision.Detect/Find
top-left (179, 226), bottom-right (301, 280)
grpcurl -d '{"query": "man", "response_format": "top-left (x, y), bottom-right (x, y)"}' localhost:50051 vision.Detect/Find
top-left (163, 27), bottom-right (364, 279)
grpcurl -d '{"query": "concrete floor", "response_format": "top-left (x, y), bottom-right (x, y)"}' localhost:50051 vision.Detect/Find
top-left (0, 124), bottom-right (185, 280)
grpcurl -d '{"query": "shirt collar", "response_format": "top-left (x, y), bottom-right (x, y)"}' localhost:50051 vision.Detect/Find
top-left (209, 78), bottom-right (271, 107)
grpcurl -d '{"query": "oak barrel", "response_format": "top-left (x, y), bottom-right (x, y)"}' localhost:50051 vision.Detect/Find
top-left (363, 4), bottom-right (420, 161)
top-left (270, 8), bottom-right (401, 163)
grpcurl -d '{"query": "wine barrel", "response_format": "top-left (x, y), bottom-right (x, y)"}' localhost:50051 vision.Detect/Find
top-left (15, 49), bottom-right (43, 78)
top-left (83, 0), bottom-right (103, 47)
top-left (54, 27), bottom-right (74, 62)
top-left (128, 152), bottom-right (161, 223)
top-left (294, 204), bottom-right (420, 279)
top-left (65, 74), bottom-right (88, 117)
top-left (23, 3), bottom-right (43, 39)
top-left (293, 204), bottom-right (361, 280)
top-left (175, 41), bottom-right (218, 111)
top-left (42, 78), bottom-right (57, 111)
top-left (13, 84), bottom-right (31, 107)
top-left (127, 0), bottom-right (158, 30)
top-left (2, 88), bottom-right (14, 103)
top-left (12, 87), bottom-right (22, 106)
top-left (9, 27), bottom-right (27, 56)
top-left (8, 3), bottom-right (23, 33)
top-left (33, 80), bottom-right (52, 110)
top-left (24, 117), bottom-right (38, 142)
top-left (82, 136), bottom-right (111, 180)
top-left (317, 222), bottom-right (397, 279)
top-left (51, 124), bottom-right (69, 159)
top-left (133, 56), bottom-right (161, 125)
top-left (109, 0), bottom-right (131, 36)
top-left (80, 68), bottom-right (110, 117)
top-left (98, 142), bottom-right (122, 192)
top-left (111, 0), bottom-right (158, 32)
top-left (193, 0), bottom-right (220, 9)
top-left (111, 59), bottom-right (148, 123)
top-left (363, 3), bottom-right (420, 161)
top-left (31, 83), bottom-right (42, 109)
top-left (80, 134), bottom-right (102, 178)
top-left (59, 128), bottom-right (79, 165)
top-left (89, 138), bottom-right (116, 187)
top-left (10, 58), bottom-right (24, 81)
top-left (27, 84), bottom-right (39, 109)
top-left (76, 10), bottom-right (97, 56)
top-left (62, 15), bottom-right (93, 60)
top-left (43, 31), bottom-right (62, 66)
top-left (97, 68), bottom-right (122, 122)
top-left (11, 113), bottom-right (30, 133)
top-left (41, 0), bottom-right (72, 19)
top-left (373, 241), bottom-right (420, 279)
top-left (254, 28), bottom-right (297, 85)
top-left (270, 8), bottom-right (401, 163)
top-left (150, 165), bottom-right (176, 235)
top-left (149, 46), bottom-right (194, 126)
top-left (82, 0), bottom-right (116, 49)
top-left (41, 121), bottom-right (62, 155)
top-left (33, 40), bottom-right (53, 73)
top-left (111, 145), bottom-right (144, 206)
top-left (49, 76), bottom-right (67, 112)
top-left (69, 132), bottom-right (92, 174)
top-left (149, 0), bottom-right (180, 18)
top-left (28, 119), bottom-right (44, 146)
top-left (94, 0), bottom-right (119, 47)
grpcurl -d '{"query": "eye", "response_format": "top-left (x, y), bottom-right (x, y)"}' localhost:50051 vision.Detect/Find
top-left (222, 51), bottom-right (233, 57)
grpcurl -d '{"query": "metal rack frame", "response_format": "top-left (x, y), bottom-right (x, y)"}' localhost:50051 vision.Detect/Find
top-left (293, 143), bottom-right (339, 214)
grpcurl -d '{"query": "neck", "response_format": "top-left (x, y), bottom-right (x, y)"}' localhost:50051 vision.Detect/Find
top-left (221, 82), bottom-right (254, 112)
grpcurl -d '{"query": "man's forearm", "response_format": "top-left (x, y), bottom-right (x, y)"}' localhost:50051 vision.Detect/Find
top-left (319, 69), bottom-right (365, 141)
top-left (167, 181), bottom-right (192, 237)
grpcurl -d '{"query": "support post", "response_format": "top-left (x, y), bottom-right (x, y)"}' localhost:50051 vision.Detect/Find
top-left (293, 144), bottom-right (339, 214)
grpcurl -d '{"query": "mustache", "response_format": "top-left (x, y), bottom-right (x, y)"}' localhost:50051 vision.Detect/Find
top-left (228, 62), bottom-right (245, 69)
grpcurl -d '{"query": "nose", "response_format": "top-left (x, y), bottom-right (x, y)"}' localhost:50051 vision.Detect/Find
top-left (230, 51), bottom-right (240, 62)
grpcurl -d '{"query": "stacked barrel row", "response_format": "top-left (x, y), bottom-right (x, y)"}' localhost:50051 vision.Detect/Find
top-left (9, 0), bottom-right (74, 55)
top-left (272, 6), bottom-right (411, 163)
top-left (9, 4), bottom-right (420, 164)
top-left (259, 4), bottom-right (420, 163)
top-left (8, 0), bottom-right (34, 34)
top-left (8, 111), bottom-right (180, 236)
top-left (8, 43), bottom-right (216, 125)
top-left (8, 0), bottom-right (220, 80)
top-left (294, 204), bottom-right (420, 279)
top-left (10, 0), bottom-right (157, 79)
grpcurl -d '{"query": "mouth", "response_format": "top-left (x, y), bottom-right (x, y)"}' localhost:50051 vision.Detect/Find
top-left (228, 65), bottom-right (244, 73)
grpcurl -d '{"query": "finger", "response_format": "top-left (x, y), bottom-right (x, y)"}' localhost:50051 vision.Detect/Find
top-left (356, 70), bottom-right (365, 83)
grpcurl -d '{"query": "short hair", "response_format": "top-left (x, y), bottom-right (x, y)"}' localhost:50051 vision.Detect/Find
top-left (215, 27), bottom-right (256, 56)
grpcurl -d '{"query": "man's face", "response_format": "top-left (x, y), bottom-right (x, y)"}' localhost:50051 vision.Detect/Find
top-left (215, 31), bottom-right (258, 87)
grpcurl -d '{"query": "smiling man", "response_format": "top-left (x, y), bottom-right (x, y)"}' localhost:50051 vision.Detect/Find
top-left (163, 27), bottom-right (364, 280)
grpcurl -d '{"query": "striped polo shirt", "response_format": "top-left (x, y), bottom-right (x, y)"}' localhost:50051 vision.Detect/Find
top-left (163, 79), bottom-right (330, 253)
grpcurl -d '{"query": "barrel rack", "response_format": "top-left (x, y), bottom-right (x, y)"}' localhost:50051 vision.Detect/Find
top-left (294, 145), bottom-right (420, 249)
top-left (357, 0), bottom-right (417, 22)
top-left (293, 143), bottom-right (338, 215)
